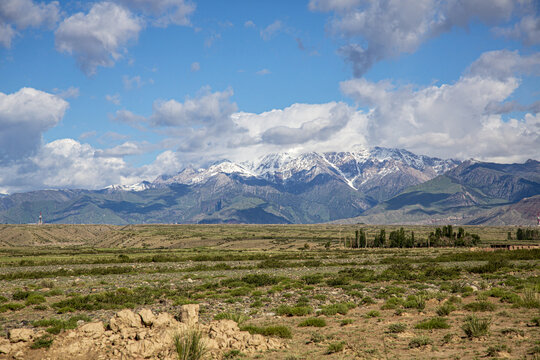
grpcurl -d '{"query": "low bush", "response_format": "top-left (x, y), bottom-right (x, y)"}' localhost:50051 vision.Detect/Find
top-left (415, 317), bottom-right (450, 330)
top-left (387, 323), bottom-right (407, 333)
top-left (30, 334), bottom-right (54, 349)
top-left (326, 341), bottom-right (345, 354)
top-left (463, 301), bottom-right (496, 312)
top-left (403, 294), bottom-right (426, 311)
top-left (408, 336), bottom-right (432, 348)
top-left (462, 315), bottom-right (490, 338)
top-left (436, 303), bottom-right (456, 316)
top-left (174, 329), bottom-right (207, 360)
top-left (318, 302), bottom-right (355, 316)
top-left (276, 305), bottom-right (313, 317)
top-left (213, 312), bottom-right (248, 325)
top-left (298, 317), bottom-right (326, 327)
top-left (240, 325), bottom-right (292, 339)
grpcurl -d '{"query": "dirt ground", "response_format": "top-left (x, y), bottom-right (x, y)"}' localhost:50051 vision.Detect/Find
top-left (0, 224), bottom-right (538, 359)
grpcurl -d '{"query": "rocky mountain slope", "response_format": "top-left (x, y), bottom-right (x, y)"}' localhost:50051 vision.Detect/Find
top-left (337, 159), bottom-right (540, 225)
top-left (0, 148), bottom-right (536, 225)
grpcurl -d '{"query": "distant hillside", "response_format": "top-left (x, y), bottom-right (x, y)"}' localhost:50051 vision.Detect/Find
top-left (0, 150), bottom-right (537, 225)
top-left (337, 160), bottom-right (540, 225)
top-left (0, 148), bottom-right (457, 225)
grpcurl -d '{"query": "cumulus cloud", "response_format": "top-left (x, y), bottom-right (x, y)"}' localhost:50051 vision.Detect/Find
top-left (55, 2), bottom-right (143, 75)
top-left (311, 0), bottom-right (518, 76)
top-left (0, 87), bottom-right (68, 164)
top-left (149, 87), bottom-right (237, 128)
top-left (0, 0), bottom-right (60, 48)
top-left (190, 61), bottom-right (200, 72)
top-left (244, 20), bottom-right (255, 28)
top-left (340, 50), bottom-right (540, 162)
top-left (467, 50), bottom-right (540, 80)
top-left (230, 102), bottom-right (367, 161)
top-left (116, 0), bottom-right (195, 27)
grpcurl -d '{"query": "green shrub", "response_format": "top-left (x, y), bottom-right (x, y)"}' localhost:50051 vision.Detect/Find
top-left (298, 317), bottom-right (326, 327)
top-left (223, 349), bottom-right (245, 359)
top-left (403, 294), bottom-right (426, 310)
top-left (340, 319), bottom-right (353, 326)
top-left (381, 297), bottom-right (404, 310)
top-left (241, 274), bottom-right (279, 287)
top-left (463, 301), bottom-right (496, 312)
top-left (436, 303), bottom-right (456, 316)
top-left (361, 296), bottom-right (375, 305)
top-left (462, 315), bottom-right (490, 338)
top-left (0, 303), bottom-right (25, 312)
top-left (365, 310), bottom-right (380, 318)
top-left (387, 323), bottom-right (407, 333)
top-left (25, 293), bottom-right (46, 306)
top-left (326, 341), bottom-right (345, 354)
top-left (174, 329), bottom-right (207, 360)
top-left (415, 317), bottom-right (450, 330)
top-left (520, 288), bottom-right (540, 309)
top-left (30, 334), bottom-right (54, 349)
top-left (408, 336), bottom-right (432, 348)
top-left (318, 302), bottom-right (355, 316)
top-left (240, 325), bottom-right (292, 339)
top-left (276, 305), bottom-right (312, 317)
top-left (33, 314), bottom-right (91, 334)
top-left (213, 312), bottom-right (248, 325)
top-left (301, 274), bottom-right (323, 285)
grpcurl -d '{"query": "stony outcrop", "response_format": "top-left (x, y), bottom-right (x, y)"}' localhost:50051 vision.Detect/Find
top-left (0, 305), bottom-right (286, 359)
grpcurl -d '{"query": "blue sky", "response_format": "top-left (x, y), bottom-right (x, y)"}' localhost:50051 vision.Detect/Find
top-left (0, 0), bottom-right (539, 193)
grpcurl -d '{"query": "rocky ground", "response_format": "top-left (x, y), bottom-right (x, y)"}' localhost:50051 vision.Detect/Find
top-left (0, 226), bottom-right (538, 359)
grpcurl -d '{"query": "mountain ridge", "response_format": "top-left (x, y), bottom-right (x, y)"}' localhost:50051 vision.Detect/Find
top-left (0, 148), bottom-right (537, 225)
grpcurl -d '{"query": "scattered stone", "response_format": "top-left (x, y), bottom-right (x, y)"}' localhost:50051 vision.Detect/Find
top-left (9, 329), bottom-right (34, 343)
top-left (179, 304), bottom-right (199, 326)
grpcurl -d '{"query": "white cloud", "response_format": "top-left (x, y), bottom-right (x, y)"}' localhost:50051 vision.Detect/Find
top-left (244, 20), bottom-right (255, 28)
top-left (467, 50), bottom-right (540, 80)
top-left (55, 2), bottom-right (143, 75)
top-left (311, 0), bottom-right (518, 76)
top-left (150, 87), bottom-right (237, 128)
top-left (260, 20), bottom-right (283, 41)
top-left (105, 93), bottom-right (121, 105)
top-left (117, 0), bottom-right (195, 27)
top-left (494, 14), bottom-right (540, 46)
top-left (190, 61), bottom-right (200, 72)
top-left (0, 0), bottom-right (60, 48)
top-left (122, 75), bottom-right (143, 89)
top-left (340, 50), bottom-right (540, 162)
top-left (54, 86), bottom-right (80, 99)
top-left (0, 87), bottom-right (68, 164)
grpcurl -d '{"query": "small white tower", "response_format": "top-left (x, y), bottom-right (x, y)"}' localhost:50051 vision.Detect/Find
top-left (38, 212), bottom-right (43, 225)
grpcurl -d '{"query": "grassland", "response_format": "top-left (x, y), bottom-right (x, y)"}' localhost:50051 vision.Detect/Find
top-left (0, 224), bottom-right (538, 359)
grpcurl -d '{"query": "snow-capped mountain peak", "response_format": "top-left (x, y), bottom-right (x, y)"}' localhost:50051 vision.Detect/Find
top-left (108, 147), bottom-right (460, 196)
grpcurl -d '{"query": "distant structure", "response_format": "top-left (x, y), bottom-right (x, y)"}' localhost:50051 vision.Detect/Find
top-left (38, 212), bottom-right (43, 225)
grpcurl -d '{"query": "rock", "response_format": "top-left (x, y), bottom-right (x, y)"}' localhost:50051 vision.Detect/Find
top-left (9, 328), bottom-right (34, 343)
top-left (138, 309), bottom-right (155, 326)
top-left (0, 338), bottom-right (11, 354)
top-left (79, 322), bottom-right (105, 338)
top-left (153, 312), bottom-right (177, 328)
top-left (179, 304), bottom-right (199, 326)
top-left (109, 309), bottom-right (142, 333)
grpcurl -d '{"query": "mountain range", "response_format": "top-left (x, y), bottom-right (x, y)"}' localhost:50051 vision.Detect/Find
top-left (0, 147), bottom-right (538, 225)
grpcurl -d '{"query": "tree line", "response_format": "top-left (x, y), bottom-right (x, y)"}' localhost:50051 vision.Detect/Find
top-left (345, 225), bottom-right (480, 249)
